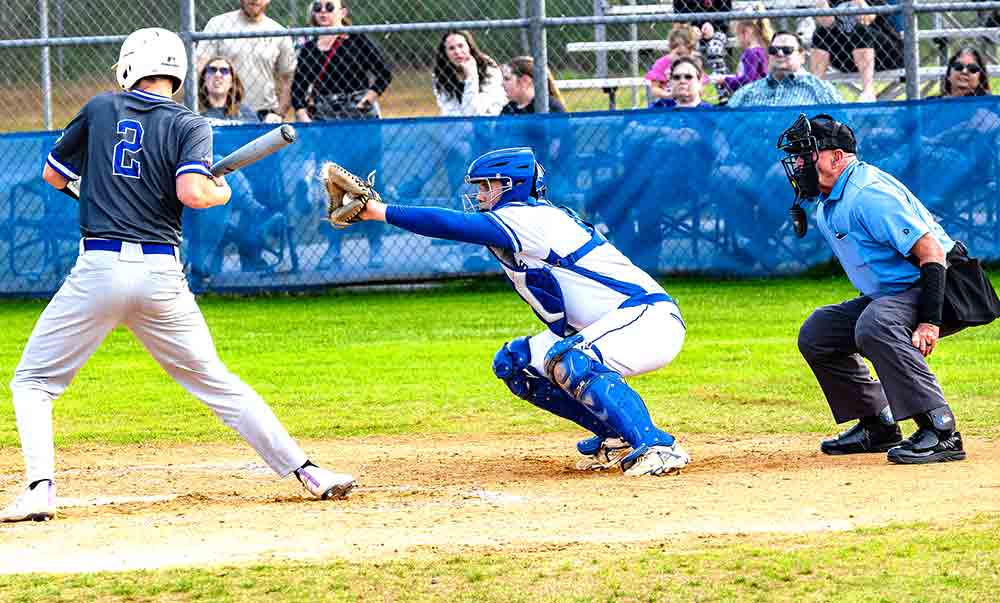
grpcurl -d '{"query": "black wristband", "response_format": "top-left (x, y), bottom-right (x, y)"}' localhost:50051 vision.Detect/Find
top-left (918, 262), bottom-right (947, 325)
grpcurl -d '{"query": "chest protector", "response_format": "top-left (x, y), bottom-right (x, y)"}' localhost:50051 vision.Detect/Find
top-left (489, 210), bottom-right (606, 337)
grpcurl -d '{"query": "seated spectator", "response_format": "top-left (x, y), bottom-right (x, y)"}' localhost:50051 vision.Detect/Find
top-left (646, 25), bottom-right (701, 101)
top-left (196, 0), bottom-right (296, 123)
top-left (199, 57), bottom-right (260, 125)
top-left (500, 56), bottom-right (567, 114)
top-left (433, 30), bottom-right (507, 116)
top-left (709, 10), bottom-right (772, 97)
top-left (810, 0), bottom-right (903, 102)
top-left (291, 0), bottom-right (392, 121)
top-left (727, 31), bottom-right (844, 107)
top-left (651, 57), bottom-right (714, 109)
top-left (928, 48), bottom-right (992, 98)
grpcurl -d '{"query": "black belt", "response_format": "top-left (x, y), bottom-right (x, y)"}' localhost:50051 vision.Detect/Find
top-left (83, 239), bottom-right (175, 255)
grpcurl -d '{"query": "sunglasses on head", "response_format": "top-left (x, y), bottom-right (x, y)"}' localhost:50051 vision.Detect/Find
top-left (671, 73), bottom-right (696, 81)
top-left (312, 1), bottom-right (337, 12)
top-left (205, 65), bottom-right (232, 76)
top-left (768, 45), bottom-right (797, 56)
top-left (950, 61), bottom-right (982, 74)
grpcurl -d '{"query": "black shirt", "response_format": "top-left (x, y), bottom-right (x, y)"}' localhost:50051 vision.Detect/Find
top-left (500, 97), bottom-right (567, 115)
top-left (291, 35), bottom-right (392, 110)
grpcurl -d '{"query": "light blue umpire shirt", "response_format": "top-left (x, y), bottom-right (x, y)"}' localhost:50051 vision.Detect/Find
top-left (815, 160), bottom-right (955, 299)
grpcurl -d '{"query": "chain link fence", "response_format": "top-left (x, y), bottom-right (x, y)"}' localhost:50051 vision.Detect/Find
top-left (1, 1), bottom-right (999, 295)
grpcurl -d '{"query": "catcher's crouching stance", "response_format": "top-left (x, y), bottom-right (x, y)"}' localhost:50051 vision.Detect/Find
top-left (322, 148), bottom-right (689, 476)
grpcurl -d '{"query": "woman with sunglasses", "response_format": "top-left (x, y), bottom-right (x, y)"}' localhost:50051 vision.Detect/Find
top-left (933, 48), bottom-right (992, 98)
top-left (645, 25), bottom-right (700, 101)
top-left (500, 56), bottom-right (567, 114)
top-left (291, 0), bottom-right (392, 121)
top-left (651, 57), bottom-right (713, 109)
top-left (432, 30), bottom-right (507, 116)
top-left (198, 57), bottom-right (259, 125)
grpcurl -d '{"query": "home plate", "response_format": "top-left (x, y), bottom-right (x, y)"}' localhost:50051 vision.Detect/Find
top-left (58, 494), bottom-right (181, 508)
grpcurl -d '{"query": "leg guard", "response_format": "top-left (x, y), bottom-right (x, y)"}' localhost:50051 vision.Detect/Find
top-left (493, 337), bottom-right (618, 439)
top-left (544, 341), bottom-right (675, 452)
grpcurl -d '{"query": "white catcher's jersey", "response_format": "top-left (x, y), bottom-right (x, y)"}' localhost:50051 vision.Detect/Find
top-left (485, 201), bottom-right (672, 334)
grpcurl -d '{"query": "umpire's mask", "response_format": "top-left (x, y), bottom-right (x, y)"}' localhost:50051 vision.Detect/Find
top-left (776, 113), bottom-right (857, 237)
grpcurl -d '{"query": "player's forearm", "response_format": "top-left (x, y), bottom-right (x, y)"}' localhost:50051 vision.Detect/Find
top-left (177, 174), bottom-right (231, 209)
top-left (384, 205), bottom-right (511, 248)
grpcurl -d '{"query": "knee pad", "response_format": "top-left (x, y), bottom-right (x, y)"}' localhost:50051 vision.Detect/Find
top-left (492, 337), bottom-right (532, 380)
top-left (547, 347), bottom-right (614, 401)
top-left (543, 334), bottom-right (585, 382)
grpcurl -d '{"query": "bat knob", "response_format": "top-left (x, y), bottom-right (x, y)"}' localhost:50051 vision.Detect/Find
top-left (280, 124), bottom-right (297, 143)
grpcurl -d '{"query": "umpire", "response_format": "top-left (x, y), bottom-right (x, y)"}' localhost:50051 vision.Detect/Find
top-left (777, 113), bottom-right (967, 465)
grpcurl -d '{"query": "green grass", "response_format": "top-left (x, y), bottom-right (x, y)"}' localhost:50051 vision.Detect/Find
top-left (2, 274), bottom-right (999, 448)
top-left (2, 514), bottom-right (1000, 602)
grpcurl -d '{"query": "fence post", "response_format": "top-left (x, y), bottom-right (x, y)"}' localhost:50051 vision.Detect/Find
top-left (594, 0), bottom-right (608, 82)
top-left (902, 0), bottom-right (919, 100)
top-left (181, 0), bottom-right (198, 111)
top-left (39, 0), bottom-right (53, 129)
top-left (520, 0), bottom-right (531, 53)
top-left (530, 0), bottom-right (550, 113)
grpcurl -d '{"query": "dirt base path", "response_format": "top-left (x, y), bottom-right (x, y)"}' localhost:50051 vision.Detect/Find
top-left (3, 433), bottom-right (1000, 574)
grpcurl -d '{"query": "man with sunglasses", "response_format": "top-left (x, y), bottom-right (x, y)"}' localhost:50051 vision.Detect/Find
top-left (197, 0), bottom-right (297, 123)
top-left (777, 113), bottom-right (967, 465)
top-left (728, 31), bottom-right (843, 108)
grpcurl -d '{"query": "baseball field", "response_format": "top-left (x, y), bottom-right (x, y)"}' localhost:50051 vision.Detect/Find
top-left (2, 275), bottom-right (1000, 601)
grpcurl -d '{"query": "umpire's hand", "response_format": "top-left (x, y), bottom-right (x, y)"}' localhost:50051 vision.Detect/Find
top-left (912, 323), bottom-right (940, 357)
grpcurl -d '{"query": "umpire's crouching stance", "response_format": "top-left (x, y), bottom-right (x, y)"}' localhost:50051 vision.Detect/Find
top-left (778, 114), bottom-right (1000, 465)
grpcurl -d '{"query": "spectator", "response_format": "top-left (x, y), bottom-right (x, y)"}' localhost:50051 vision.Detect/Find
top-left (931, 48), bottom-right (992, 98)
top-left (727, 31), bottom-right (844, 107)
top-left (291, 0), bottom-right (392, 121)
top-left (500, 56), bottom-right (567, 114)
top-left (709, 11), bottom-right (772, 97)
top-left (198, 57), bottom-right (260, 125)
top-left (652, 57), bottom-right (714, 109)
top-left (674, 0), bottom-right (732, 35)
top-left (810, 0), bottom-right (903, 102)
top-left (197, 0), bottom-right (297, 123)
top-left (432, 30), bottom-right (507, 116)
top-left (646, 25), bottom-right (700, 101)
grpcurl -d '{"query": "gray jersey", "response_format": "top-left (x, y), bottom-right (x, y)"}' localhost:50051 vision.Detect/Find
top-left (46, 89), bottom-right (214, 246)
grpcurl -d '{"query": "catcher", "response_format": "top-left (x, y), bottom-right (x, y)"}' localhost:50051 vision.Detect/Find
top-left (320, 148), bottom-right (690, 476)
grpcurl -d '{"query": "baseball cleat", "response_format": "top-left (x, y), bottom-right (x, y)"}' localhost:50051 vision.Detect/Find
top-left (576, 437), bottom-right (631, 471)
top-left (621, 443), bottom-right (690, 477)
top-left (1, 480), bottom-right (56, 523)
top-left (295, 465), bottom-right (356, 500)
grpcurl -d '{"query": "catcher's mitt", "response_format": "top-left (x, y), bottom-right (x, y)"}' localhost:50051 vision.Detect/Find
top-left (321, 162), bottom-right (381, 229)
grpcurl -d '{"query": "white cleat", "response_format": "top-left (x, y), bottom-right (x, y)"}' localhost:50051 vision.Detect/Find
top-left (1, 480), bottom-right (56, 523)
top-left (295, 465), bottom-right (356, 500)
top-left (622, 443), bottom-right (691, 477)
top-left (576, 437), bottom-right (632, 471)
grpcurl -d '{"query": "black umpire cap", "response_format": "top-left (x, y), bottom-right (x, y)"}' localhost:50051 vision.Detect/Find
top-left (808, 114), bottom-right (857, 153)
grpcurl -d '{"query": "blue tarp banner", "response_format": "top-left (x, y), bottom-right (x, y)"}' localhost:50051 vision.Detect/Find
top-left (1, 97), bottom-right (997, 296)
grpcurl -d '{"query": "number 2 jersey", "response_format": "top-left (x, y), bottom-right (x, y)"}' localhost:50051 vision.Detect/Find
top-left (45, 88), bottom-right (215, 246)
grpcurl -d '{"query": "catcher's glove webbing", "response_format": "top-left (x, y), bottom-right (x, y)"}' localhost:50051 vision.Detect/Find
top-left (321, 162), bottom-right (381, 229)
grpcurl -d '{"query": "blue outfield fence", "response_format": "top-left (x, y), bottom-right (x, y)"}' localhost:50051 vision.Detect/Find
top-left (1, 98), bottom-right (998, 297)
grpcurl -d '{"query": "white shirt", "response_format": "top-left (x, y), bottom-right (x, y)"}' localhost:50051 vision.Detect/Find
top-left (487, 202), bottom-right (668, 332)
top-left (434, 65), bottom-right (508, 117)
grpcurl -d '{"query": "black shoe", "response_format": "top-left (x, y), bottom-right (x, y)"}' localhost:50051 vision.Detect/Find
top-left (820, 420), bottom-right (903, 455)
top-left (887, 429), bottom-right (966, 464)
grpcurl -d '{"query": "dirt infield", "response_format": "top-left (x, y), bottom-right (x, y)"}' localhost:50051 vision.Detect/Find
top-left (2, 433), bottom-right (1000, 575)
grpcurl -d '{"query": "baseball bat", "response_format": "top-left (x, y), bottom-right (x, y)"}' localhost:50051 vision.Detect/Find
top-left (210, 124), bottom-right (297, 177)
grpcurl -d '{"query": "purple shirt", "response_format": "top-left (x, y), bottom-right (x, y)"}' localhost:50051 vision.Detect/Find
top-left (721, 47), bottom-right (768, 93)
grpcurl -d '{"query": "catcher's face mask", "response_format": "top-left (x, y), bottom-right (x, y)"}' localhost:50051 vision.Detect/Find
top-left (463, 177), bottom-right (511, 212)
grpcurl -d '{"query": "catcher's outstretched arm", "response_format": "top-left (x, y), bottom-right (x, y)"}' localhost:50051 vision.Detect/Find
top-left (385, 205), bottom-right (514, 249)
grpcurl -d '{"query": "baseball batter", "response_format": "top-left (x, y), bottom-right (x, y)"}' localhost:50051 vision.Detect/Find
top-left (331, 147), bottom-right (689, 476)
top-left (2, 28), bottom-right (354, 523)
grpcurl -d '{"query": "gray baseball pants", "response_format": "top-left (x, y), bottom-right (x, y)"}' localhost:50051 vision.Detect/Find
top-left (797, 287), bottom-right (950, 424)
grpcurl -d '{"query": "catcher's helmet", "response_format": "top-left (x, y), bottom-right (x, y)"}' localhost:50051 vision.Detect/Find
top-left (115, 28), bottom-right (187, 93)
top-left (464, 147), bottom-right (545, 211)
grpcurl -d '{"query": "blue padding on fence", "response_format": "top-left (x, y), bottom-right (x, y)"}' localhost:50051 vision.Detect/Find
top-left (1, 97), bottom-right (998, 296)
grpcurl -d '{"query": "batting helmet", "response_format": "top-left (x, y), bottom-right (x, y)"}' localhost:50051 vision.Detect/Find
top-left (115, 28), bottom-right (187, 93)
top-left (464, 147), bottom-right (545, 211)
